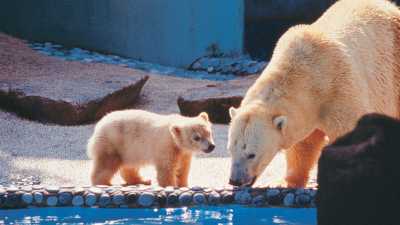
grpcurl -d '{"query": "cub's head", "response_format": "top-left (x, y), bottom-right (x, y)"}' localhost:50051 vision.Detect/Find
top-left (170, 112), bottom-right (215, 153)
top-left (227, 101), bottom-right (311, 187)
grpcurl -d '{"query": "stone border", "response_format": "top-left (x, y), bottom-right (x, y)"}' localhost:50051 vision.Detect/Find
top-left (0, 185), bottom-right (316, 209)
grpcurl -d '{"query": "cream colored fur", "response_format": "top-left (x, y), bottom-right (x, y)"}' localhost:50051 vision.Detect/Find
top-left (228, 0), bottom-right (400, 187)
top-left (87, 109), bottom-right (214, 187)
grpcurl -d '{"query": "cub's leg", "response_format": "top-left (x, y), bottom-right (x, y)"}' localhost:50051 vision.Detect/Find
top-left (120, 167), bottom-right (151, 185)
top-left (176, 153), bottom-right (192, 187)
top-left (285, 129), bottom-right (327, 188)
top-left (90, 152), bottom-right (121, 185)
top-left (155, 159), bottom-right (178, 187)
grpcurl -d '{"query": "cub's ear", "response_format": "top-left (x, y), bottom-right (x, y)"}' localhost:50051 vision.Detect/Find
top-left (273, 115), bottom-right (287, 131)
top-left (199, 112), bottom-right (209, 121)
top-left (169, 125), bottom-right (181, 139)
top-left (229, 107), bottom-right (237, 118)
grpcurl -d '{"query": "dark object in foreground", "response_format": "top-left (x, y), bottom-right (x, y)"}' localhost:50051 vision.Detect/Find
top-left (317, 113), bottom-right (400, 225)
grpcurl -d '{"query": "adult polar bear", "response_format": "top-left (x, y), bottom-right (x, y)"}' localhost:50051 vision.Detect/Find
top-left (228, 0), bottom-right (400, 187)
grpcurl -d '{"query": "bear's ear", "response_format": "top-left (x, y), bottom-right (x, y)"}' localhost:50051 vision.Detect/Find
top-left (273, 115), bottom-right (287, 131)
top-left (229, 107), bottom-right (237, 118)
top-left (198, 112), bottom-right (209, 121)
top-left (169, 125), bottom-right (181, 139)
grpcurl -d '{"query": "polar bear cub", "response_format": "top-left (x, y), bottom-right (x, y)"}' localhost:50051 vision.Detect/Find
top-left (87, 109), bottom-right (215, 187)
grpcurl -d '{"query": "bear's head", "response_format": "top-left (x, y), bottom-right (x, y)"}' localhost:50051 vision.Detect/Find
top-left (227, 99), bottom-right (317, 186)
top-left (169, 112), bottom-right (215, 154)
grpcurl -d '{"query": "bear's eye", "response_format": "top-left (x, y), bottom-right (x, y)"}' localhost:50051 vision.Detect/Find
top-left (193, 135), bottom-right (201, 142)
top-left (247, 154), bottom-right (255, 160)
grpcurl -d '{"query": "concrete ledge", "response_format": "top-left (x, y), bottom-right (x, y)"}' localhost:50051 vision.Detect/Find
top-left (0, 0), bottom-right (244, 68)
top-left (177, 77), bottom-right (255, 124)
top-left (0, 185), bottom-right (316, 209)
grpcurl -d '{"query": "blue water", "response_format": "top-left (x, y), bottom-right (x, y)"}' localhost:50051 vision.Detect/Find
top-left (0, 206), bottom-right (316, 225)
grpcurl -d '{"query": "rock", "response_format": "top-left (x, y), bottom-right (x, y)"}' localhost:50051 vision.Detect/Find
top-left (21, 186), bottom-right (33, 192)
top-left (295, 194), bottom-right (311, 206)
top-left (85, 193), bottom-right (97, 206)
top-left (193, 193), bottom-right (206, 205)
top-left (164, 186), bottom-right (175, 194)
top-left (208, 191), bottom-right (221, 205)
top-left (178, 192), bottom-right (193, 205)
top-left (0, 188), bottom-right (5, 196)
top-left (112, 193), bottom-right (125, 206)
top-left (98, 193), bottom-right (111, 207)
top-left (6, 186), bottom-right (19, 192)
top-left (21, 193), bottom-right (33, 205)
top-left (221, 191), bottom-right (234, 204)
top-left (126, 192), bottom-right (139, 205)
top-left (72, 195), bottom-right (84, 207)
top-left (177, 77), bottom-right (255, 124)
top-left (58, 191), bottom-right (73, 206)
top-left (191, 186), bottom-right (203, 192)
top-left (46, 186), bottom-right (60, 194)
top-left (266, 188), bottom-right (281, 205)
top-left (4, 193), bottom-right (20, 208)
top-left (283, 193), bottom-right (295, 207)
top-left (0, 43), bottom-right (149, 125)
top-left (156, 192), bottom-right (167, 206)
top-left (33, 192), bottom-right (43, 204)
top-left (89, 187), bottom-right (103, 195)
top-left (252, 195), bottom-right (266, 206)
top-left (234, 191), bottom-right (252, 204)
top-left (73, 187), bottom-right (85, 195)
top-left (167, 192), bottom-right (179, 205)
top-left (46, 196), bottom-right (58, 206)
top-left (138, 192), bottom-right (155, 207)
top-left (179, 187), bottom-right (190, 192)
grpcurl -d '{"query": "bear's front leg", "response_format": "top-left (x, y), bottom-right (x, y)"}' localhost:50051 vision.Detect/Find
top-left (155, 161), bottom-right (178, 187)
top-left (285, 129), bottom-right (327, 188)
top-left (176, 153), bottom-right (192, 187)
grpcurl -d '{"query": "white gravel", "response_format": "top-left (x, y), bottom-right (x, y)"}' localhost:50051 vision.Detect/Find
top-left (0, 109), bottom-right (316, 187)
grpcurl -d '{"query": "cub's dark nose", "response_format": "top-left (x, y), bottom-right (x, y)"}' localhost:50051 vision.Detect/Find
top-left (229, 179), bottom-right (242, 186)
top-left (208, 144), bottom-right (215, 152)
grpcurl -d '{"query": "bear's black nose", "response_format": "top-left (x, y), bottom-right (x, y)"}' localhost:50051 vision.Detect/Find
top-left (229, 179), bottom-right (242, 186)
top-left (208, 144), bottom-right (215, 152)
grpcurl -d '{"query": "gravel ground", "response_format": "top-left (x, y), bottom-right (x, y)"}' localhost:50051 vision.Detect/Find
top-left (0, 33), bottom-right (317, 187)
top-left (0, 110), bottom-right (316, 187)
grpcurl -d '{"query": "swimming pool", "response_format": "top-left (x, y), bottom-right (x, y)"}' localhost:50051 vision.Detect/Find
top-left (0, 206), bottom-right (316, 225)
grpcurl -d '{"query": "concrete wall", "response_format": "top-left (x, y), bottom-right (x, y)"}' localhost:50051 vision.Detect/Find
top-left (0, 0), bottom-right (244, 67)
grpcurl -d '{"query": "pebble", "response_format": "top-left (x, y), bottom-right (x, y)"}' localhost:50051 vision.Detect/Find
top-left (193, 193), bottom-right (206, 205)
top-left (112, 193), bottom-right (125, 205)
top-left (191, 186), bottom-right (203, 192)
top-left (22, 193), bottom-right (33, 205)
top-left (72, 195), bottom-right (84, 206)
top-left (252, 195), bottom-right (266, 206)
top-left (208, 191), bottom-right (221, 205)
top-left (73, 187), bottom-right (85, 195)
top-left (179, 187), bottom-right (190, 192)
top-left (138, 192), bottom-right (155, 207)
top-left (0, 188), bottom-right (5, 196)
top-left (4, 193), bottom-right (19, 208)
top-left (126, 192), bottom-right (139, 205)
top-left (58, 191), bottom-right (73, 205)
top-left (266, 188), bottom-right (281, 205)
top-left (85, 193), bottom-right (97, 206)
top-left (178, 192), bottom-right (192, 205)
top-left (21, 186), bottom-right (33, 192)
top-left (283, 193), bottom-right (295, 207)
top-left (46, 186), bottom-right (60, 193)
top-left (98, 194), bottom-right (111, 207)
top-left (89, 187), bottom-right (103, 195)
top-left (234, 191), bottom-right (252, 204)
top-left (296, 194), bottom-right (311, 206)
top-left (46, 196), bottom-right (58, 206)
top-left (6, 186), bottom-right (19, 192)
top-left (156, 192), bottom-right (167, 206)
top-left (164, 186), bottom-right (175, 194)
top-left (33, 192), bottom-right (43, 204)
top-left (167, 192), bottom-right (179, 205)
top-left (221, 191), bottom-right (234, 204)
